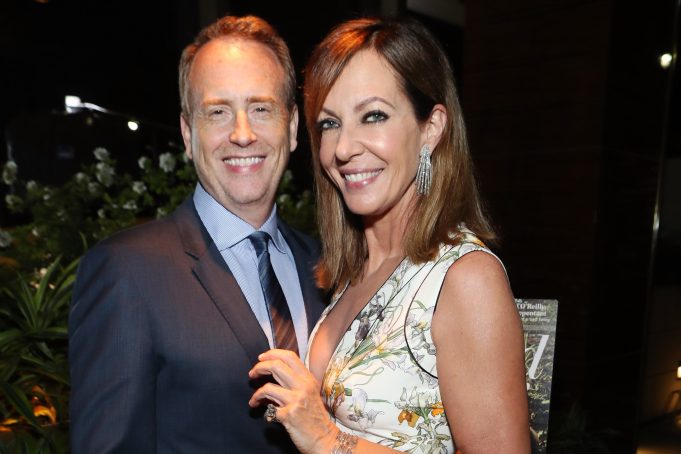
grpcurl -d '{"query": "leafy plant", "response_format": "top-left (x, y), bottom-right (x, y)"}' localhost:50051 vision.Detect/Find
top-left (1, 148), bottom-right (316, 273)
top-left (1, 148), bottom-right (198, 272)
top-left (0, 257), bottom-right (77, 453)
top-left (275, 169), bottom-right (316, 236)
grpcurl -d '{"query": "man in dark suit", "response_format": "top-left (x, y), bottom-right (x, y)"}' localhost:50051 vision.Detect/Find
top-left (69, 15), bottom-right (325, 452)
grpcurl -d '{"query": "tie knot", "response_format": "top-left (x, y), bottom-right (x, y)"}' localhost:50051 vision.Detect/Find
top-left (248, 231), bottom-right (271, 257)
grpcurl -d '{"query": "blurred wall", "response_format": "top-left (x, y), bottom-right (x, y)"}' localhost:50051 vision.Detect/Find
top-left (462, 1), bottom-right (675, 452)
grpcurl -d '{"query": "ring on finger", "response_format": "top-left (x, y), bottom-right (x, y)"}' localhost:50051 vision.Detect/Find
top-left (264, 403), bottom-right (279, 423)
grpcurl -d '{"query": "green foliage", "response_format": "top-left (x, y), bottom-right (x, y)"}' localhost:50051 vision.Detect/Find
top-left (276, 170), bottom-right (316, 236)
top-left (1, 148), bottom-right (316, 273)
top-left (0, 257), bottom-right (77, 453)
top-left (0, 148), bottom-right (315, 452)
top-left (1, 149), bottom-right (198, 272)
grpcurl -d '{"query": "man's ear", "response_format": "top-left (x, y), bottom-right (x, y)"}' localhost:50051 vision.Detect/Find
top-left (424, 104), bottom-right (447, 150)
top-left (180, 114), bottom-right (193, 161)
top-left (289, 104), bottom-right (299, 152)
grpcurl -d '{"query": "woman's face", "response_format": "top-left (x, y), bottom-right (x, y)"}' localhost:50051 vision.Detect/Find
top-left (316, 49), bottom-right (429, 222)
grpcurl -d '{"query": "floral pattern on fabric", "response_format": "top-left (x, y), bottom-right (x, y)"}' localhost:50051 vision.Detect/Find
top-left (306, 229), bottom-right (496, 453)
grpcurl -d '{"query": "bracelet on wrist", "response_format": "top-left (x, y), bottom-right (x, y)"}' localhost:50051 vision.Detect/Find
top-left (331, 431), bottom-right (358, 454)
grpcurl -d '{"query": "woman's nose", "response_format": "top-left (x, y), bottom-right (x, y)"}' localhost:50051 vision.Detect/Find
top-left (333, 126), bottom-right (363, 162)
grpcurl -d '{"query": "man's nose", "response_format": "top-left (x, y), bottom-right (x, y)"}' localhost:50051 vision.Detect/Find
top-left (229, 110), bottom-right (257, 147)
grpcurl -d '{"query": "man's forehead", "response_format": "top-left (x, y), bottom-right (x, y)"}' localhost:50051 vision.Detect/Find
top-left (197, 37), bottom-right (280, 66)
top-left (186, 36), bottom-right (290, 113)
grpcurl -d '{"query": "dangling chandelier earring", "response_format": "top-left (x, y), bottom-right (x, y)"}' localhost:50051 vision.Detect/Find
top-left (415, 145), bottom-right (432, 195)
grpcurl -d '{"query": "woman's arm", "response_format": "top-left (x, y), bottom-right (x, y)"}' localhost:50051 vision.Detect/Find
top-left (249, 350), bottom-right (405, 453)
top-left (431, 250), bottom-right (530, 453)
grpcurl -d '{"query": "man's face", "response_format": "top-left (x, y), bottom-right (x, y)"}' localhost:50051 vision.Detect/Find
top-left (181, 37), bottom-right (298, 227)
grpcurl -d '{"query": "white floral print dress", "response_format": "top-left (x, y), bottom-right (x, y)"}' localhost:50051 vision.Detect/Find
top-left (306, 230), bottom-right (500, 453)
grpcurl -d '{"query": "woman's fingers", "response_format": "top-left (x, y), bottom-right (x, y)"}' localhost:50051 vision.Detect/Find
top-left (249, 358), bottom-right (295, 389)
top-left (249, 378), bottom-right (328, 430)
top-left (248, 381), bottom-right (293, 408)
top-left (249, 349), bottom-right (313, 389)
top-left (258, 348), bottom-right (309, 373)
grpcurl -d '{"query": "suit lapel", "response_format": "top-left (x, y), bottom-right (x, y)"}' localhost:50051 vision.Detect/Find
top-left (173, 198), bottom-right (270, 366)
top-left (278, 221), bottom-right (325, 334)
top-left (192, 245), bottom-right (269, 365)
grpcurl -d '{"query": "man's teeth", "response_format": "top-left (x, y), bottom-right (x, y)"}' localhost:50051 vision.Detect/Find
top-left (225, 157), bottom-right (264, 166)
top-left (344, 170), bottom-right (381, 182)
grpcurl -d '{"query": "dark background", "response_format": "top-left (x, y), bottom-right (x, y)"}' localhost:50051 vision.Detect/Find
top-left (0, 0), bottom-right (462, 188)
top-left (1, 1), bottom-right (680, 452)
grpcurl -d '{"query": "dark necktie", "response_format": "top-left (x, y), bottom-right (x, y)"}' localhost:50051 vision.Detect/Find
top-left (248, 231), bottom-right (299, 355)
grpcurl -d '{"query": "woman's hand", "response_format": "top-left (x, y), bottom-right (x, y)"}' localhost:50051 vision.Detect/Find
top-left (248, 349), bottom-right (339, 454)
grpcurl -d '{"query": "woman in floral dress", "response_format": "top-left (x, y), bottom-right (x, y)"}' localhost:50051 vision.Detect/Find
top-left (249, 17), bottom-right (530, 454)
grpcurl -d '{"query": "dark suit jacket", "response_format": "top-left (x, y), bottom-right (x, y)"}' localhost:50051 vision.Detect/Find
top-left (69, 197), bottom-right (325, 453)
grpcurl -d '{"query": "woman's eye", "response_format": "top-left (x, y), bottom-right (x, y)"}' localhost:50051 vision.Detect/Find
top-left (364, 110), bottom-right (388, 123)
top-left (317, 118), bottom-right (339, 131)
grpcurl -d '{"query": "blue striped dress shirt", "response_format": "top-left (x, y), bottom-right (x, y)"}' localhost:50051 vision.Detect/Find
top-left (192, 184), bottom-right (309, 358)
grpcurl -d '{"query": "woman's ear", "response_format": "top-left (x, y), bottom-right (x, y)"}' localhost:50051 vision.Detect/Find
top-left (424, 104), bottom-right (447, 150)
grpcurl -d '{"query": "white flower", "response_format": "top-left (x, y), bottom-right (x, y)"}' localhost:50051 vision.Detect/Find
top-left (156, 207), bottom-right (167, 218)
top-left (350, 388), bottom-right (368, 416)
top-left (277, 194), bottom-right (291, 205)
top-left (88, 181), bottom-right (101, 195)
top-left (4, 194), bottom-right (21, 209)
top-left (57, 209), bottom-right (67, 221)
top-left (95, 162), bottom-right (115, 187)
top-left (181, 151), bottom-right (190, 163)
top-left (26, 180), bottom-right (37, 191)
top-left (97, 208), bottom-right (106, 219)
top-left (132, 181), bottom-right (147, 194)
top-left (122, 200), bottom-right (137, 211)
top-left (0, 229), bottom-right (12, 248)
top-left (75, 172), bottom-right (89, 184)
top-left (31, 227), bottom-right (40, 238)
top-left (138, 156), bottom-right (150, 170)
top-left (421, 371), bottom-right (438, 388)
top-left (2, 161), bottom-right (18, 185)
top-left (346, 389), bottom-right (383, 430)
top-left (159, 152), bottom-right (176, 173)
top-left (93, 147), bottom-right (109, 161)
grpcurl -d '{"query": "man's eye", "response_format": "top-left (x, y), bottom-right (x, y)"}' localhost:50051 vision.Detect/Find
top-left (209, 109), bottom-right (225, 116)
top-left (316, 118), bottom-right (339, 131)
top-left (363, 110), bottom-right (388, 123)
top-left (252, 105), bottom-right (273, 116)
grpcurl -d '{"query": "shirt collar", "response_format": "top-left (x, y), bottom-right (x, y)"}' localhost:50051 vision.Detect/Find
top-left (193, 183), bottom-right (284, 252)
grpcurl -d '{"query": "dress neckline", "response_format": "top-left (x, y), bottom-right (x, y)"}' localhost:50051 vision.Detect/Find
top-left (306, 253), bottom-right (435, 386)
top-left (305, 255), bottom-right (409, 372)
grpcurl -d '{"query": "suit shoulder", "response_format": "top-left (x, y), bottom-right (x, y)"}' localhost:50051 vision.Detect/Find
top-left (81, 215), bottom-right (187, 272)
top-left (94, 216), bottom-right (176, 251)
